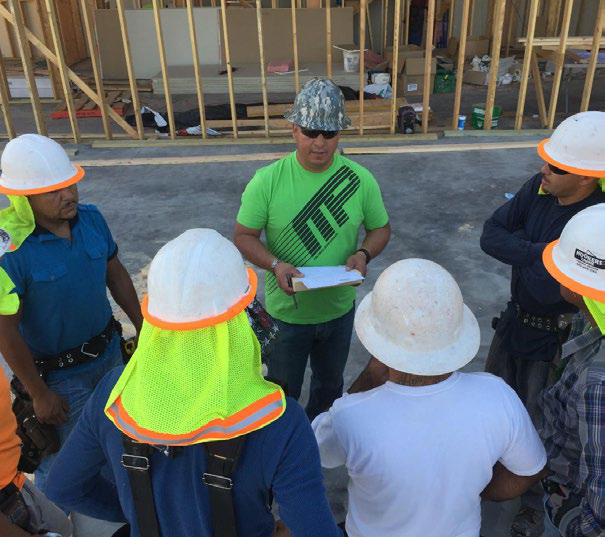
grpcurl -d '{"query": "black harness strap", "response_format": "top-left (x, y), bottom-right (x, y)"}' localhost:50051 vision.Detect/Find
top-left (121, 434), bottom-right (246, 537)
top-left (121, 435), bottom-right (162, 537)
top-left (203, 436), bottom-right (246, 537)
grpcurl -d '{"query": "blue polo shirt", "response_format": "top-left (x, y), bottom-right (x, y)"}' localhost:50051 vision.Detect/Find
top-left (0, 204), bottom-right (117, 357)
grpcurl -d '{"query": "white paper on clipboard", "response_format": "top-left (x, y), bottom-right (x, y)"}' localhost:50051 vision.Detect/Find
top-left (292, 265), bottom-right (364, 291)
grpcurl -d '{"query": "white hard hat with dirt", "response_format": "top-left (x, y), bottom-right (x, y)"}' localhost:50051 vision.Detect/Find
top-left (354, 258), bottom-right (480, 376)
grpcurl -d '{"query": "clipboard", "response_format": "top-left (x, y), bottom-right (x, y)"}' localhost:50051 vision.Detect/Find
top-left (290, 266), bottom-right (364, 292)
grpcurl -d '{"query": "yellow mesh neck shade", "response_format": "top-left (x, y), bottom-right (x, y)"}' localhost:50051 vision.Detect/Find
top-left (584, 298), bottom-right (605, 335)
top-left (0, 196), bottom-right (35, 250)
top-left (105, 311), bottom-right (285, 445)
top-left (0, 268), bottom-right (18, 315)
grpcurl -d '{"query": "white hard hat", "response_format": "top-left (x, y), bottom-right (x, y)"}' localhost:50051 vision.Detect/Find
top-left (0, 229), bottom-right (10, 258)
top-left (142, 228), bottom-right (257, 330)
top-left (0, 134), bottom-right (84, 195)
top-left (355, 259), bottom-right (480, 376)
top-left (543, 204), bottom-right (605, 301)
top-left (537, 111), bottom-right (605, 177)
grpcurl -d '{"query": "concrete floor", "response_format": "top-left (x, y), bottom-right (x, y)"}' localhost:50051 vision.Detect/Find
top-left (0, 134), bottom-right (549, 536)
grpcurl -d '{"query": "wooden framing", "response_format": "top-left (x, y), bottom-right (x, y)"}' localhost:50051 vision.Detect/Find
top-left (483, 0), bottom-right (506, 130)
top-left (256, 0), bottom-right (269, 136)
top-left (186, 0), bottom-right (208, 139)
top-left (546, 0), bottom-right (574, 129)
top-left (291, 0), bottom-right (300, 93)
top-left (452, 0), bottom-right (470, 130)
top-left (152, 0), bottom-right (176, 139)
top-left (0, 0), bottom-right (604, 143)
top-left (390, 0), bottom-right (402, 133)
top-left (515, 0), bottom-right (539, 129)
top-left (8, 0), bottom-right (46, 135)
top-left (580, 0), bottom-right (604, 111)
top-left (79, 0), bottom-right (111, 139)
top-left (422, 0), bottom-right (435, 133)
top-left (0, 49), bottom-right (15, 138)
top-left (115, 0), bottom-right (143, 139)
top-left (358, 0), bottom-right (366, 135)
top-left (219, 0), bottom-right (238, 137)
top-left (44, 0), bottom-right (80, 142)
top-left (326, 0), bottom-right (332, 78)
top-left (448, 0), bottom-right (455, 39)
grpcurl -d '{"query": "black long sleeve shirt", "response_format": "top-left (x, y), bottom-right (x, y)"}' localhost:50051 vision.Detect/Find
top-left (480, 174), bottom-right (605, 361)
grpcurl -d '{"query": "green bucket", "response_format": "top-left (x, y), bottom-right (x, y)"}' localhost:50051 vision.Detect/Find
top-left (471, 104), bottom-right (501, 129)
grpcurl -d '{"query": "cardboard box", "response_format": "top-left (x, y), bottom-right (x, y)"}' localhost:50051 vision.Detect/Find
top-left (447, 36), bottom-right (490, 59)
top-left (462, 69), bottom-right (488, 85)
top-left (397, 73), bottom-right (435, 96)
top-left (8, 77), bottom-right (53, 99)
top-left (404, 57), bottom-right (437, 76)
top-left (384, 44), bottom-right (425, 75)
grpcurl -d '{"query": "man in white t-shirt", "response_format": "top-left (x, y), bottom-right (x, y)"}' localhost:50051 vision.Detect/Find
top-left (312, 259), bottom-right (548, 537)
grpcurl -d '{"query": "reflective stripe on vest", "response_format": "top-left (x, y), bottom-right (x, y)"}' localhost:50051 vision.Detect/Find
top-left (106, 390), bottom-right (284, 446)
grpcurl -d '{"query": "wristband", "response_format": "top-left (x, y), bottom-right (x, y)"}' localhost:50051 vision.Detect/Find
top-left (356, 248), bottom-right (371, 264)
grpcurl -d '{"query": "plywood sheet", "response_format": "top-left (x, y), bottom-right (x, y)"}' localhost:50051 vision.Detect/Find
top-left (222, 7), bottom-right (353, 66)
top-left (95, 7), bottom-right (221, 79)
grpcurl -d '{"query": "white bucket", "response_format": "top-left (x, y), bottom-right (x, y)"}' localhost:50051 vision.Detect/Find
top-left (343, 50), bottom-right (361, 73)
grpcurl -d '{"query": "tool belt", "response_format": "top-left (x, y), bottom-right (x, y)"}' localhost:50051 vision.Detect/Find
top-left (513, 303), bottom-right (572, 334)
top-left (0, 482), bottom-right (31, 531)
top-left (33, 317), bottom-right (120, 374)
top-left (10, 377), bottom-right (60, 473)
top-left (542, 478), bottom-right (583, 530)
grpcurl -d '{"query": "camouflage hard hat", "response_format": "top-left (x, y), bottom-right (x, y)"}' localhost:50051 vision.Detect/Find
top-left (284, 78), bottom-right (352, 131)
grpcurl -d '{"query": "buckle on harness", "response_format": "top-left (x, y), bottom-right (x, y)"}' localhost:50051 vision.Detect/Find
top-left (121, 454), bottom-right (150, 471)
top-left (203, 473), bottom-right (233, 490)
top-left (80, 341), bottom-right (100, 358)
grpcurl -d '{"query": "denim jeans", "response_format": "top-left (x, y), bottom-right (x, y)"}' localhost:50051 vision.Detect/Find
top-left (267, 307), bottom-right (354, 421)
top-left (542, 495), bottom-right (582, 537)
top-left (34, 334), bottom-right (123, 493)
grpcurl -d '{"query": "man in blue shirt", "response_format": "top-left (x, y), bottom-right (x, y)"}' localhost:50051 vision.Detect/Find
top-left (0, 134), bottom-right (143, 494)
top-left (46, 229), bottom-right (342, 537)
top-left (480, 113), bottom-right (605, 536)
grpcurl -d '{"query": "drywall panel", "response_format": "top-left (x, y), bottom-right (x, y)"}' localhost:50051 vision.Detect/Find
top-left (96, 7), bottom-right (221, 79)
top-left (223, 7), bottom-right (354, 65)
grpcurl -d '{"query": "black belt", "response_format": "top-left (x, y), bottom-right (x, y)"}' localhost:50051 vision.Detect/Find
top-left (34, 317), bottom-right (120, 374)
top-left (514, 303), bottom-right (571, 333)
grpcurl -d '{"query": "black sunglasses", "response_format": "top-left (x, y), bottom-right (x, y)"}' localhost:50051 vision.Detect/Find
top-left (300, 127), bottom-right (339, 140)
top-left (547, 163), bottom-right (570, 175)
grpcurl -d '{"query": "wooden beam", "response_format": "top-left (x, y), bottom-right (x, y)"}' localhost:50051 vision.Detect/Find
top-left (219, 0), bottom-right (238, 137)
top-left (44, 0), bottom-right (80, 142)
top-left (390, 0), bottom-right (402, 133)
top-left (452, 0), bottom-right (470, 130)
top-left (291, 0), bottom-right (300, 92)
top-left (327, 0), bottom-right (332, 78)
top-left (485, 0), bottom-right (495, 37)
top-left (366, 1), bottom-right (374, 51)
top-left (79, 0), bottom-right (111, 139)
top-left (448, 0), bottom-right (455, 39)
top-left (381, 0), bottom-right (388, 55)
top-left (518, 36), bottom-right (596, 45)
top-left (115, 0), bottom-right (143, 138)
top-left (256, 0), bottom-right (269, 136)
top-left (468, 0), bottom-right (474, 36)
top-left (483, 0), bottom-right (506, 130)
top-left (580, 0), bottom-right (604, 111)
top-left (531, 50), bottom-right (547, 127)
top-left (504, 0), bottom-right (516, 56)
top-left (152, 0), bottom-right (176, 139)
top-left (186, 0), bottom-right (207, 139)
top-left (546, 0), bottom-right (561, 36)
top-left (7, 0), bottom-right (46, 135)
top-left (404, 0), bottom-right (410, 44)
top-left (515, 0), bottom-right (539, 129)
top-left (359, 0), bottom-right (366, 135)
top-left (422, 0), bottom-right (435, 133)
top-left (34, 0), bottom-right (60, 99)
top-left (0, 48), bottom-right (15, 138)
top-left (247, 98), bottom-right (405, 117)
top-left (343, 140), bottom-right (540, 155)
top-left (546, 0), bottom-right (573, 129)
top-left (76, 153), bottom-right (292, 167)
top-left (0, 3), bottom-right (138, 138)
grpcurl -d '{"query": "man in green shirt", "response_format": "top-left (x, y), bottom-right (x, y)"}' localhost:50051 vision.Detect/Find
top-left (234, 79), bottom-right (391, 420)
